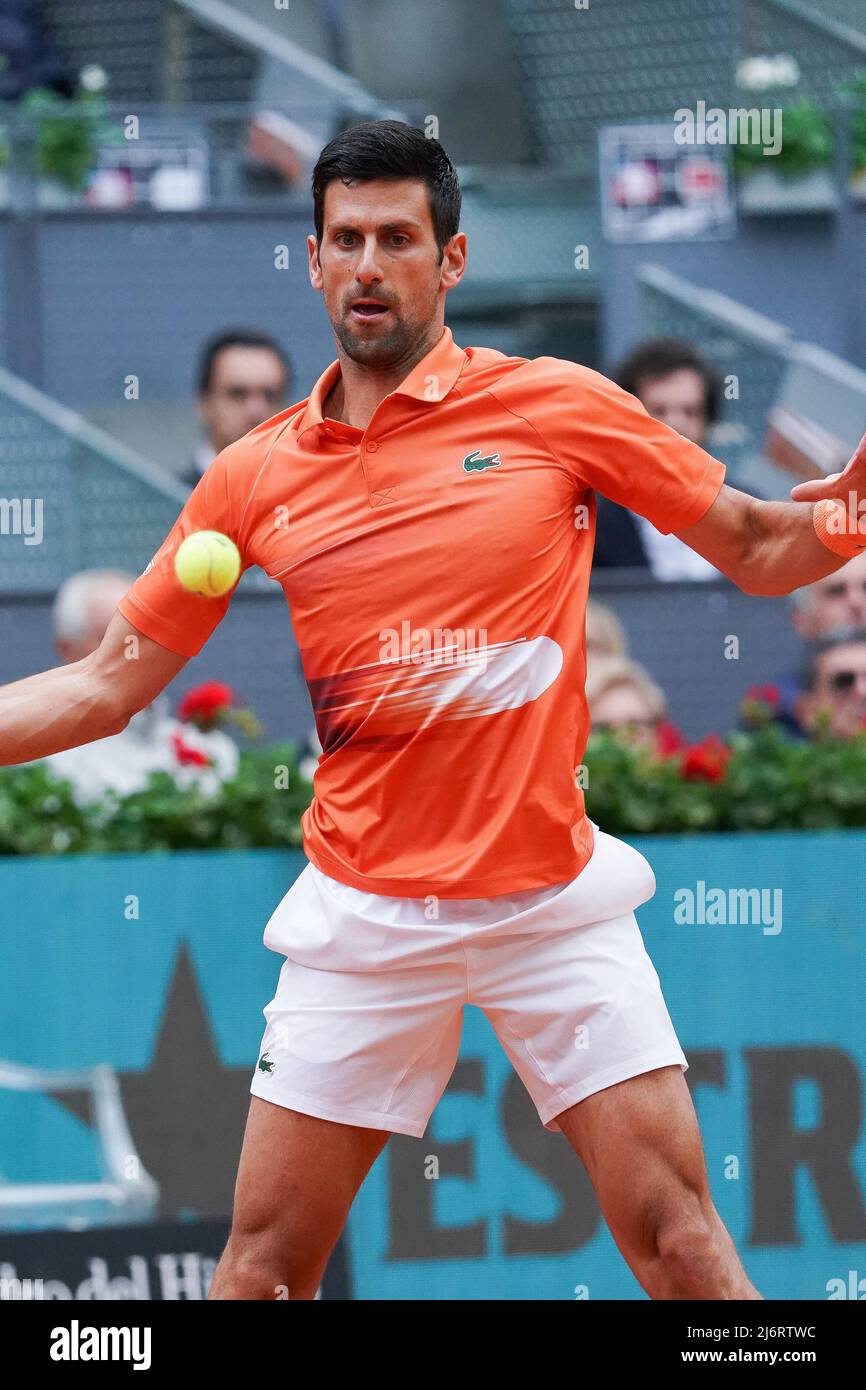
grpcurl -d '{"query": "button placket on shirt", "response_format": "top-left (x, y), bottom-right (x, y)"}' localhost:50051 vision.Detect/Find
top-left (362, 432), bottom-right (397, 507)
top-left (316, 421), bottom-right (368, 497)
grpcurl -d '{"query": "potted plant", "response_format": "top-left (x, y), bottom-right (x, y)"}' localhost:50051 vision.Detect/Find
top-left (732, 55), bottom-right (836, 213)
top-left (18, 64), bottom-right (110, 208)
top-left (734, 99), bottom-right (835, 213)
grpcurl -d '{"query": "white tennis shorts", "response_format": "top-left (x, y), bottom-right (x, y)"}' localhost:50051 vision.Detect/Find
top-left (249, 824), bottom-right (688, 1136)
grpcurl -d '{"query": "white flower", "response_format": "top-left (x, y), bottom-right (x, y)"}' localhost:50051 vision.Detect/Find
top-left (79, 64), bottom-right (108, 94)
top-left (737, 57), bottom-right (771, 91)
top-left (736, 53), bottom-right (799, 91)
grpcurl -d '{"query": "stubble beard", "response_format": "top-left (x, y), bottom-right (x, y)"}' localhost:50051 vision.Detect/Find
top-left (331, 307), bottom-right (421, 370)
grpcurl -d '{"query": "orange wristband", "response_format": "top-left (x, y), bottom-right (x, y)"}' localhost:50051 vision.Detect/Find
top-left (812, 498), bottom-right (866, 558)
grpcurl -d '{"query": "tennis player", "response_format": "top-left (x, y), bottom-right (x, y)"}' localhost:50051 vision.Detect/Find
top-left (4, 121), bottom-right (864, 1300)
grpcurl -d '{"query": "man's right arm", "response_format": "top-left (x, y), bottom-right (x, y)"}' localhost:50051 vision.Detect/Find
top-left (0, 610), bottom-right (188, 766)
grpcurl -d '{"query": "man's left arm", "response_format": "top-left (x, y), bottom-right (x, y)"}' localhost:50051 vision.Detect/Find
top-left (675, 433), bottom-right (866, 596)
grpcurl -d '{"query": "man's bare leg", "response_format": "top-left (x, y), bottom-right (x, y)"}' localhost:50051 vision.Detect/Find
top-left (209, 1097), bottom-right (390, 1300)
top-left (557, 1064), bottom-right (761, 1299)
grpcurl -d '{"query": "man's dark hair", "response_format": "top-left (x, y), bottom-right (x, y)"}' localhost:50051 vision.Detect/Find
top-left (312, 119), bottom-right (461, 260)
top-left (614, 337), bottom-right (722, 425)
top-left (802, 625), bottom-right (866, 692)
top-left (197, 330), bottom-right (292, 396)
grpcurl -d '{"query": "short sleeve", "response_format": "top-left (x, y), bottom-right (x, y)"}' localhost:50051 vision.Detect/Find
top-left (116, 443), bottom-right (253, 657)
top-left (498, 358), bottom-right (726, 535)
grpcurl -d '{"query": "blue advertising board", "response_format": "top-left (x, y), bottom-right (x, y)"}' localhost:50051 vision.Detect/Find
top-left (1, 831), bottom-right (864, 1299)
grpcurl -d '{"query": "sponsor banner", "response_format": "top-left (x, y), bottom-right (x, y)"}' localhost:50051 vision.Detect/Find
top-left (599, 121), bottom-right (735, 242)
top-left (2, 836), bottom-right (865, 1298)
top-left (0, 1219), bottom-right (349, 1300)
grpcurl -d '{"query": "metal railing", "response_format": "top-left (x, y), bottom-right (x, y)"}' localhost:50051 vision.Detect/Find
top-left (0, 1060), bottom-right (158, 1232)
top-left (0, 360), bottom-right (186, 595)
top-left (638, 262), bottom-right (866, 498)
top-left (168, 0), bottom-right (404, 119)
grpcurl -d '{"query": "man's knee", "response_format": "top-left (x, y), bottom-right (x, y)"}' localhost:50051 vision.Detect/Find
top-left (654, 1206), bottom-right (721, 1295)
top-left (216, 1215), bottom-right (327, 1300)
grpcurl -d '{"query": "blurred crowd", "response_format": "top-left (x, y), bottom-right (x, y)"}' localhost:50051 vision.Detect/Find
top-left (33, 569), bottom-right (240, 804)
top-left (593, 337), bottom-right (722, 580)
top-left (586, 559), bottom-right (866, 754)
top-left (583, 331), bottom-right (866, 751)
top-left (18, 328), bottom-right (299, 805)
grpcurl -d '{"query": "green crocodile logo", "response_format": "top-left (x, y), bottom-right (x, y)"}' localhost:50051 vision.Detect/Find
top-left (257, 1052), bottom-right (274, 1074)
top-left (463, 449), bottom-right (502, 474)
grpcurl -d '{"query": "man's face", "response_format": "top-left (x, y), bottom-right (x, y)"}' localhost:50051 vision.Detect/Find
top-left (801, 641), bottom-right (866, 739)
top-left (56, 588), bottom-right (129, 664)
top-left (591, 680), bottom-right (660, 751)
top-left (308, 177), bottom-right (466, 368)
top-left (794, 551), bottom-right (866, 640)
top-left (198, 346), bottom-right (288, 454)
top-left (635, 368), bottom-right (709, 447)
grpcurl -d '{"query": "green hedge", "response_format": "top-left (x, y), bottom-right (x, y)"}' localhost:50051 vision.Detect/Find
top-left (2, 729), bottom-right (866, 856)
top-left (0, 743), bottom-right (312, 856)
top-left (581, 728), bottom-right (866, 834)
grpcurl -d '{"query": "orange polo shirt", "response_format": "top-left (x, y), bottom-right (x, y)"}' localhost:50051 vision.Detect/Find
top-left (117, 327), bottom-right (725, 897)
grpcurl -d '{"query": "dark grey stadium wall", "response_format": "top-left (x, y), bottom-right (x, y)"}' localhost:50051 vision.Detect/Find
top-left (0, 580), bottom-right (802, 747)
top-left (6, 211), bottom-right (336, 411)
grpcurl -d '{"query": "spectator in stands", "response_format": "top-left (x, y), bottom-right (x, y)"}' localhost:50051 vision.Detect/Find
top-left (791, 550), bottom-right (866, 639)
top-left (795, 627), bottom-right (866, 741)
top-left (756, 551), bottom-right (866, 735)
top-left (585, 598), bottom-right (628, 660)
top-left (184, 330), bottom-right (294, 488)
top-left (594, 338), bottom-right (722, 580)
top-left (586, 654), bottom-right (669, 752)
top-left (41, 570), bottom-right (239, 803)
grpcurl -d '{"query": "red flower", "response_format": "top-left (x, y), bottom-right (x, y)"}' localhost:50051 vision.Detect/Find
top-left (744, 684), bottom-right (780, 709)
top-left (178, 681), bottom-right (234, 728)
top-left (655, 718), bottom-right (685, 757)
top-left (680, 734), bottom-right (732, 783)
top-left (171, 731), bottom-right (212, 768)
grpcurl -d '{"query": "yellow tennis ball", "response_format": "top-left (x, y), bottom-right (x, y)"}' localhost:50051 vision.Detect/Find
top-left (174, 531), bottom-right (241, 598)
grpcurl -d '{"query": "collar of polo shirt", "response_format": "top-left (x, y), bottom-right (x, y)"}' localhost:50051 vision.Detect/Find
top-left (297, 326), bottom-right (469, 448)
